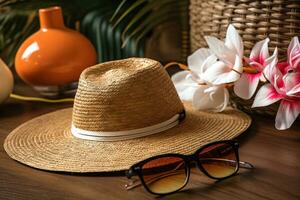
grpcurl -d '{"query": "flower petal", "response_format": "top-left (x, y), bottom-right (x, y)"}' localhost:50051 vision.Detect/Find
top-left (192, 85), bottom-right (212, 110)
top-left (225, 24), bottom-right (244, 58)
top-left (204, 36), bottom-right (236, 65)
top-left (263, 55), bottom-right (280, 85)
top-left (249, 61), bottom-right (264, 72)
top-left (171, 71), bottom-right (198, 101)
top-left (288, 36), bottom-right (300, 68)
top-left (259, 72), bottom-right (267, 82)
top-left (232, 55), bottom-right (243, 73)
top-left (252, 83), bottom-right (283, 107)
top-left (193, 85), bottom-right (228, 112)
top-left (288, 37), bottom-right (299, 56)
top-left (171, 71), bottom-right (191, 85)
top-left (273, 74), bottom-right (285, 95)
top-left (178, 86), bottom-right (199, 102)
top-left (216, 87), bottom-right (229, 112)
top-left (234, 72), bottom-right (261, 99)
top-left (277, 62), bottom-right (292, 75)
top-left (283, 72), bottom-right (300, 97)
top-left (202, 60), bottom-right (241, 85)
top-left (200, 54), bottom-right (218, 74)
top-left (287, 83), bottom-right (300, 97)
top-left (265, 47), bottom-right (278, 66)
top-left (188, 48), bottom-right (212, 74)
top-left (201, 61), bottom-right (228, 83)
top-left (250, 38), bottom-right (270, 65)
top-left (275, 100), bottom-right (300, 130)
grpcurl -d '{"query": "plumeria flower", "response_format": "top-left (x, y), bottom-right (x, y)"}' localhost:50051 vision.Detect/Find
top-left (201, 24), bottom-right (243, 85)
top-left (277, 36), bottom-right (300, 74)
top-left (234, 38), bottom-right (278, 99)
top-left (187, 48), bottom-right (217, 82)
top-left (171, 70), bottom-right (199, 102)
top-left (172, 24), bottom-right (244, 112)
top-left (172, 71), bottom-right (229, 112)
top-left (171, 48), bottom-right (215, 102)
top-left (171, 48), bottom-right (229, 112)
top-left (192, 84), bottom-right (229, 112)
top-left (252, 58), bottom-right (300, 130)
top-left (287, 36), bottom-right (300, 71)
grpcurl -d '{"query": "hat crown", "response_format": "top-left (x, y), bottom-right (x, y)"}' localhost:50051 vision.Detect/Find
top-left (72, 58), bottom-right (184, 132)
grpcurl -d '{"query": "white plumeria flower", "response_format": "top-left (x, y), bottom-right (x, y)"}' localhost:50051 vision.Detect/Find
top-left (172, 24), bottom-right (248, 113)
top-left (171, 70), bottom-right (199, 102)
top-left (172, 48), bottom-right (229, 112)
top-left (187, 48), bottom-right (218, 82)
top-left (193, 84), bottom-right (229, 112)
top-left (172, 71), bottom-right (229, 112)
top-left (171, 48), bottom-right (216, 101)
top-left (202, 24), bottom-right (244, 85)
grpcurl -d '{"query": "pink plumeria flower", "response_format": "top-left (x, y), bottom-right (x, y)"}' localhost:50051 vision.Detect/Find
top-left (202, 24), bottom-right (243, 85)
top-left (288, 36), bottom-right (300, 71)
top-left (171, 48), bottom-right (229, 112)
top-left (252, 58), bottom-right (300, 130)
top-left (278, 36), bottom-right (300, 74)
top-left (234, 39), bottom-right (278, 99)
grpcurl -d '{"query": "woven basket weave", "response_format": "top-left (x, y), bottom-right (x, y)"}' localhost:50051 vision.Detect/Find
top-left (190, 0), bottom-right (300, 116)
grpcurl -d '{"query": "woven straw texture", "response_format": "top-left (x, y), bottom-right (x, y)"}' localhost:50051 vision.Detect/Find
top-left (4, 104), bottom-right (251, 172)
top-left (73, 58), bottom-right (183, 131)
top-left (4, 58), bottom-right (251, 172)
top-left (189, 0), bottom-right (300, 116)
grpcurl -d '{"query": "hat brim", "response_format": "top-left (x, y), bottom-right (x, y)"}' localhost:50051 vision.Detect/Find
top-left (4, 103), bottom-right (251, 173)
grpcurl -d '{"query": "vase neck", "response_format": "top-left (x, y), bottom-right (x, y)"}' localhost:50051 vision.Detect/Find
top-left (39, 6), bottom-right (65, 29)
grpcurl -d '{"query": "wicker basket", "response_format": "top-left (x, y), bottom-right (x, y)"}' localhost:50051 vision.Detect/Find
top-left (189, 0), bottom-right (300, 116)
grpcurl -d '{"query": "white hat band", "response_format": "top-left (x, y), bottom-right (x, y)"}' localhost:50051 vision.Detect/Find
top-left (71, 112), bottom-right (185, 141)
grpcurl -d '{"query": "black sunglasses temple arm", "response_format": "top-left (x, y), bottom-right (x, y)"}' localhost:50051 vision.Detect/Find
top-left (199, 158), bottom-right (254, 169)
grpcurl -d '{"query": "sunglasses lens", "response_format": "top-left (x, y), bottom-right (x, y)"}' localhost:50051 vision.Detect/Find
top-left (198, 142), bottom-right (238, 178)
top-left (141, 156), bottom-right (188, 194)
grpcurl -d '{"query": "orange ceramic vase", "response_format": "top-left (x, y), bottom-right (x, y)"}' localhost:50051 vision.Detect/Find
top-left (15, 6), bottom-right (97, 86)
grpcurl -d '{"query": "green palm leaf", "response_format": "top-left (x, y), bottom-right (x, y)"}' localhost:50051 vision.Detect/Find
top-left (110, 0), bottom-right (127, 22)
top-left (112, 0), bottom-right (189, 61)
top-left (111, 0), bottom-right (189, 59)
top-left (120, 0), bottom-right (180, 42)
top-left (111, 0), bottom-right (147, 28)
top-left (121, 0), bottom-right (188, 47)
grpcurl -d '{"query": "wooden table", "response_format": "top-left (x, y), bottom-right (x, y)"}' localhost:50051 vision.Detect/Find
top-left (1, 86), bottom-right (300, 200)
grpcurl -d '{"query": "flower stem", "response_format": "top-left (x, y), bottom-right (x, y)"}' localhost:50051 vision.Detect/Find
top-left (225, 83), bottom-right (234, 88)
top-left (243, 67), bottom-right (258, 74)
top-left (242, 57), bottom-right (259, 74)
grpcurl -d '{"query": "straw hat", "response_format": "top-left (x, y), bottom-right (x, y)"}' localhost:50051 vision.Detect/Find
top-left (4, 58), bottom-right (251, 173)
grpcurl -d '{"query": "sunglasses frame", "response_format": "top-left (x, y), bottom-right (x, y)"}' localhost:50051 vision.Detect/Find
top-left (126, 140), bottom-right (240, 195)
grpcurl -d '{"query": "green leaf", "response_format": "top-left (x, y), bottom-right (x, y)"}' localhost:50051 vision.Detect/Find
top-left (134, 12), bottom-right (180, 48)
top-left (110, 0), bottom-right (127, 22)
top-left (121, 0), bottom-right (188, 47)
top-left (112, 0), bottom-right (146, 28)
top-left (120, 0), bottom-right (178, 42)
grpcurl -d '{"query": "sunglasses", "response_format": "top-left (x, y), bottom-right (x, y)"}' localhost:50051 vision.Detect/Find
top-left (124, 140), bottom-right (254, 195)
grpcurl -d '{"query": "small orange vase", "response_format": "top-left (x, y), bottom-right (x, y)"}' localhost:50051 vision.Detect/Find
top-left (15, 6), bottom-right (97, 86)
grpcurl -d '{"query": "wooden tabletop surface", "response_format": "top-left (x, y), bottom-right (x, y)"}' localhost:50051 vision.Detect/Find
top-left (1, 85), bottom-right (300, 200)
